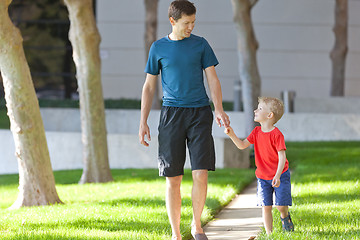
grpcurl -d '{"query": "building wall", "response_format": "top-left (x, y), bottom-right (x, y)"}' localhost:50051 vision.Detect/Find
top-left (2, 108), bottom-right (359, 175)
top-left (97, 0), bottom-right (360, 101)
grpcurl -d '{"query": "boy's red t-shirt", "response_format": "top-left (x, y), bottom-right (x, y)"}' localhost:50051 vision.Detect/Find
top-left (247, 126), bottom-right (289, 180)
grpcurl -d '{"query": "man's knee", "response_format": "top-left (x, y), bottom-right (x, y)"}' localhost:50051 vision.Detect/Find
top-left (192, 170), bottom-right (208, 183)
top-left (166, 175), bottom-right (183, 189)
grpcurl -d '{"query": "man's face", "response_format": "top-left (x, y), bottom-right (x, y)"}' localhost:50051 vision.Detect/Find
top-left (170, 14), bottom-right (196, 39)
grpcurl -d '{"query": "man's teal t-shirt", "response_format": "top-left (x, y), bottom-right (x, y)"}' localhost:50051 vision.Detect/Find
top-left (144, 34), bottom-right (219, 108)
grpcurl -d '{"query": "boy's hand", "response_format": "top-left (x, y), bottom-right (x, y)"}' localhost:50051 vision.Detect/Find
top-left (224, 126), bottom-right (233, 135)
top-left (223, 126), bottom-right (250, 149)
top-left (272, 178), bottom-right (280, 188)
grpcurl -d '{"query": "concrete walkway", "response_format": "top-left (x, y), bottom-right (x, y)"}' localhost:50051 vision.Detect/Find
top-left (201, 181), bottom-right (263, 240)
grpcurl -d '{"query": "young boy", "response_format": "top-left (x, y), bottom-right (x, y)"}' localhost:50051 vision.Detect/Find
top-left (224, 97), bottom-right (294, 234)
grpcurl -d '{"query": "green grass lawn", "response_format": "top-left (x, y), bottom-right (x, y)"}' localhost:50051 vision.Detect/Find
top-left (0, 168), bottom-right (255, 240)
top-left (257, 141), bottom-right (360, 240)
top-left (1, 142), bottom-right (359, 239)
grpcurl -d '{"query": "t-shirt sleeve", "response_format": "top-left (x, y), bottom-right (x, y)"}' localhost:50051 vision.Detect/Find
top-left (201, 38), bottom-right (219, 69)
top-left (275, 131), bottom-right (286, 151)
top-left (144, 42), bottom-right (160, 75)
top-left (246, 127), bottom-right (257, 144)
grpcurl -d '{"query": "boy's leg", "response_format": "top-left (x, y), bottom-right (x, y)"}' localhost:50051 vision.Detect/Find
top-left (191, 169), bottom-right (208, 234)
top-left (277, 205), bottom-right (294, 231)
top-left (276, 205), bottom-right (289, 218)
top-left (262, 206), bottom-right (273, 234)
top-left (257, 178), bottom-right (275, 234)
top-left (166, 175), bottom-right (183, 239)
top-left (275, 170), bottom-right (294, 231)
top-left (274, 170), bottom-right (292, 219)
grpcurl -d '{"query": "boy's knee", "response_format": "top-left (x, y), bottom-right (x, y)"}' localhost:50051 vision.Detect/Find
top-left (276, 205), bottom-right (288, 213)
top-left (263, 205), bottom-right (272, 213)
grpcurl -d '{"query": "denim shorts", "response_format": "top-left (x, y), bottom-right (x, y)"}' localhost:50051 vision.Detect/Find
top-left (157, 106), bottom-right (215, 177)
top-left (256, 170), bottom-right (292, 206)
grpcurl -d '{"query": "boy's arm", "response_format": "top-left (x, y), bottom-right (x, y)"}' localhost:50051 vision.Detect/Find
top-left (139, 73), bottom-right (158, 147)
top-left (272, 150), bottom-right (286, 187)
top-left (224, 127), bottom-right (251, 150)
top-left (204, 66), bottom-right (230, 128)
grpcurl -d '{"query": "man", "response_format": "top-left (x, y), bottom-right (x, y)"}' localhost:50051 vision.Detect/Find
top-left (139, 1), bottom-right (229, 239)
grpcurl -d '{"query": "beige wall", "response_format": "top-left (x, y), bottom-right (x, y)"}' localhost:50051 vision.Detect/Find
top-left (3, 108), bottom-right (360, 174)
top-left (97, 0), bottom-right (360, 101)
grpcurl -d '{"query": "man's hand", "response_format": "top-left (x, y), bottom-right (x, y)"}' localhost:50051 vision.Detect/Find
top-left (139, 123), bottom-right (151, 147)
top-left (215, 110), bottom-right (230, 128)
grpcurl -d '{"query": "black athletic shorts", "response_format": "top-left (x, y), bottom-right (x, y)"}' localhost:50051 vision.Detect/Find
top-left (158, 105), bottom-right (215, 177)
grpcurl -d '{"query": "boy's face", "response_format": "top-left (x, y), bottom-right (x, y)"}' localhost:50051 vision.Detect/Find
top-left (170, 14), bottom-right (196, 40)
top-left (254, 102), bottom-right (272, 123)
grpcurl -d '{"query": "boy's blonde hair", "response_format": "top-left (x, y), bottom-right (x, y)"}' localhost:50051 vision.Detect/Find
top-left (258, 97), bottom-right (284, 123)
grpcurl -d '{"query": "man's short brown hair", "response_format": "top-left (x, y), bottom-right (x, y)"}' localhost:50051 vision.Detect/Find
top-left (168, 0), bottom-right (196, 21)
top-left (258, 97), bottom-right (284, 123)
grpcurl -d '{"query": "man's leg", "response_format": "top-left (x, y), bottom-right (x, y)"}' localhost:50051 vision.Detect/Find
top-left (166, 175), bottom-right (183, 239)
top-left (191, 169), bottom-right (208, 234)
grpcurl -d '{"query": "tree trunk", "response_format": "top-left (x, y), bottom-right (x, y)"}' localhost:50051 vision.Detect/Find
top-left (144, 0), bottom-right (160, 109)
top-left (231, 0), bottom-right (261, 136)
top-left (64, 0), bottom-right (113, 183)
top-left (0, 0), bottom-right (62, 208)
top-left (330, 0), bottom-right (348, 96)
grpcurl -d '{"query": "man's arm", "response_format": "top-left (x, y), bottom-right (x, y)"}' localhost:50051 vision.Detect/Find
top-left (139, 73), bottom-right (158, 147)
top-left (272, 150), bottom-right (286, 187)
top-left (204, 66), bottom-right (230, 128)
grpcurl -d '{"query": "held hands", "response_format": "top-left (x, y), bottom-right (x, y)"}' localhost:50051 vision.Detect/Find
top-left (224, 126), bottom-right (234, 135)
top-left (215, 110), bottom-right (230, 128)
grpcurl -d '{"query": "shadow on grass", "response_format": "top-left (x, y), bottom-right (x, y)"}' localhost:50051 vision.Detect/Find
top-left (268, 208), bottom-right (360, 239)
top-left (23, 217), bottom-right (169, 233)
top-left (0, 168), bottom-right (255, 189)
top-left (292, 166), bottom-right (360, 184)
top-left (0, 170), bottom-right (83, 186)
top-left (292, 210), bottom-right (360, 237)
top-left (98, 197), bottom-right (165, 208)
top-left (0, 169), bottom-right (163, 187)
top-left (0, 233), bottom-right (108, 240)
top-left (0, 174), bottom-right (18, 186)
top-left (294, 192), bottom-right (359, 204)
top-left (309, 229), bottom-right (360, 239)
top-left (208, 168), bottom-right (255, 188)
top-left (205, 197), bottom-right (223, 214)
